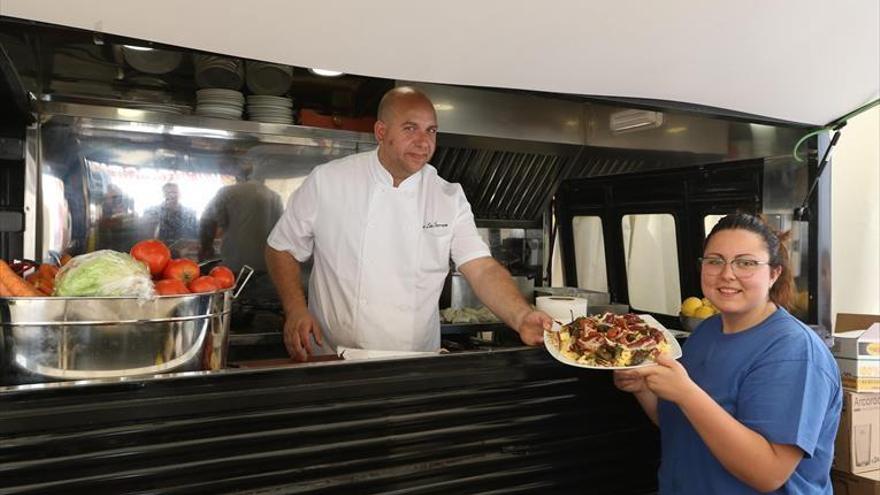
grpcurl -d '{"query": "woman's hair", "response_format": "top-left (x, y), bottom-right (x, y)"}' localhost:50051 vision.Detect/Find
top-left (704, 213), bottom-right (794, 310)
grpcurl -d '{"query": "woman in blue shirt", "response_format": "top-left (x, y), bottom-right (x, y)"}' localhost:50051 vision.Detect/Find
top-left (615, 213), bottom-right (841, 494)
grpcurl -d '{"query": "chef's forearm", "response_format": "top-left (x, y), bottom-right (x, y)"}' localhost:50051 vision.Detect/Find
top-left (460, 257), bottom-right (531, 329)
top-left (265, 246), bottom-right (308, 315)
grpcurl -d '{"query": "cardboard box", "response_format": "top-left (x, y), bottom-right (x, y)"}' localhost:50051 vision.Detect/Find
top-left (830, 469), bottom-right (880, 495)
top-left (834, 391), bottom-right (880, 474)
top-left (833, 314), bottom-right (880, 393)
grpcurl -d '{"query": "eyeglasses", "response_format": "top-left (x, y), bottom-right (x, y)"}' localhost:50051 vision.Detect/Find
top-left (698, 257), bottom-right (772, 278)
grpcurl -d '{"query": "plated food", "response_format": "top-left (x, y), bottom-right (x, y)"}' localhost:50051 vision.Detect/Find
top-left (544, 312), bottom-right (682, 369)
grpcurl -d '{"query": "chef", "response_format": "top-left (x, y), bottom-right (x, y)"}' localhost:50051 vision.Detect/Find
top-left (266, 86), bottom-right (551, 361)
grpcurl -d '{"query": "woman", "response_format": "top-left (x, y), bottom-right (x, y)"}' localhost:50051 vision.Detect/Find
top-left (615, 213), bottom-right (841, 494)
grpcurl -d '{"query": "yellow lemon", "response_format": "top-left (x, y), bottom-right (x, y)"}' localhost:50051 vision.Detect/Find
top-left (701, 297), bottom-right (714, 308)
top-left (694, 306), bottom-right (716, 319)
top-left (681, 297), bottom-right (703, 317)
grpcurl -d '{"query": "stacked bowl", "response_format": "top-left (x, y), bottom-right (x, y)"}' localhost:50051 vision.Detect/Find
top-left (195, 89), bottom-right (244, 119)
top-left (245, 61), bottom-right (292, 96)
top-left (246, 95), bottom-right (293, 124)
top-left (194, 55), bottom-right (244, 90)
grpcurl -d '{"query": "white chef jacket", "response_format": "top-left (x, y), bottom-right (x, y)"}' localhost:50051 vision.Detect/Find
top-left (267, 149), bottom-right (490, 353)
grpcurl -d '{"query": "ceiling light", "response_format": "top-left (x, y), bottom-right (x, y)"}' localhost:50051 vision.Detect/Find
top-left (609, 109), bottom-right (664, 133)
top-left (309, 68), bottom-right (344, 77)
top-left (433, 103), bottom-right (454, 111)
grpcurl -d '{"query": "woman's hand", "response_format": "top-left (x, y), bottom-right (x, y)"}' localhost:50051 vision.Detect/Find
top-left (283, 309), bottom-right (325, 362)
top-left (614, 369), bottom-right (649, 394)
top-left (634, 354), bottom-right (701, 404)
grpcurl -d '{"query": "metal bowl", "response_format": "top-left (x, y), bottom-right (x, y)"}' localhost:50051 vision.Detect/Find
top-left (0, 291), bottom-right (232, 384)
top-left (679, 314), bottom-right (707, 332)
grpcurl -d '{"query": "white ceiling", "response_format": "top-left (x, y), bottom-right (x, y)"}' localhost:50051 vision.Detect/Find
top-left (3, 0), bottom-right (878, 126)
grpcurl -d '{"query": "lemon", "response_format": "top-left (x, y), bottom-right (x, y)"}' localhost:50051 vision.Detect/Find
top-left (701, 297), bottom-right (714, 309)
top-left (694, 306), bottom-right (716, 319)
top-left (681, 297), bottom-right (703, 317)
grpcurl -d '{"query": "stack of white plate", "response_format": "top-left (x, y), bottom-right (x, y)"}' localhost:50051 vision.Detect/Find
top-left (245, 61), bottom-right (292, 95)
top-left (193, 55), bottom-right (244, 90)
top-left (195, 89), bottom-right (244, 119)
top-left (246, 95), bottom-right (293, 124)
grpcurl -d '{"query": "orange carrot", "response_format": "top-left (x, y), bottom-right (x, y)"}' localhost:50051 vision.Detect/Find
top-left (0, 260), bottom-right (41, 296)
top-left (0, 278), bottom-right (12, 297)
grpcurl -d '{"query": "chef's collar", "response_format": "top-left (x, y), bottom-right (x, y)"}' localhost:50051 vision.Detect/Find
top-left (369, 149), bottom-right (423, 191)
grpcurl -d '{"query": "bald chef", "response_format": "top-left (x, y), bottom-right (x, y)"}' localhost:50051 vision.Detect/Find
top-left (266, 86), bottom-right (551, 361)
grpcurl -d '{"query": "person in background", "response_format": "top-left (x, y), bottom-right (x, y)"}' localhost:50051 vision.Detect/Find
top-left (144, 182), bottom-right (198, 257)
top-left (199, 161), bottom-right (284, 299)
top-left (615, 213), bottom-right (841, 494)
top-left (265, 86), bottom-right (551, 361)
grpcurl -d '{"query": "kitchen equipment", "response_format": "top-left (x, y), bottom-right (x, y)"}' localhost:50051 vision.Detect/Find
top-left (0, 267), bottom-right (253, 385)
top-left (448, 273), bottom-right (534, 309)
top-left (534, 287), bottom-right (610, 306)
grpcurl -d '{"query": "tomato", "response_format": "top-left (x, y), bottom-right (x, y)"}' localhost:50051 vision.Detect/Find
top-left (188, 275), bottom-right (220, 293)
top-left (209, 266), bottom-right (235, 289)
top-left (131, 239), bottom-right (171, 277)
top-left (162, 258), bottom-right (200, 284)
top-left (154, 278), bottom-right (190, 295)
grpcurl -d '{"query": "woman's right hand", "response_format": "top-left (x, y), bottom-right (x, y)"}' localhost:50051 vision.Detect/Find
top-left (283, 309), bottom-right (325, 362)
top-left (614, 369), bottom-right (648, 394)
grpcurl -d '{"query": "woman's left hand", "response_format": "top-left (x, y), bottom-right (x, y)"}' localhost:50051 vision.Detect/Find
top-left (634, 354), bottom-right (701, 404)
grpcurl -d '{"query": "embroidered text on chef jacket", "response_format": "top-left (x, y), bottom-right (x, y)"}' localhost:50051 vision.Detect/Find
top-left (267, 150), bottom-right (490, 353)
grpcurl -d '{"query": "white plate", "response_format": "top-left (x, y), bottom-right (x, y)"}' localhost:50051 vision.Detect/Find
top-left (544, 314), bottom-right (682, 370)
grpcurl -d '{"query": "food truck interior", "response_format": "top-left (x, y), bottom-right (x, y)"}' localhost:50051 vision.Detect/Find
top-left (0, 14), bottom-right (858, 494)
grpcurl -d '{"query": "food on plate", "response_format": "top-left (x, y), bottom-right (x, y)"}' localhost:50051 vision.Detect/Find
top-left (0, 259), bottom-right (48, 297)
top-left (440, 306), bottom-right (500, 324)
top-left (154, 278), bottom-right (190, 295)
top-left (162, 258), bottom-right (200, 284)
top-left (209, 266), bottom-right (235, 289)
top-left (548, 312), bottom-right (670, 367)
top-left (188, 275), bottom-right (220, 293)
top-left (130, 239), bottom-right (171, 277)
top-left (54, 250), bottom-right (155, 297)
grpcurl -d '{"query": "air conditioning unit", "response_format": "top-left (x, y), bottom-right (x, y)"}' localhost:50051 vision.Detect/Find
top-left (609, 109), bottom-right (664, 133)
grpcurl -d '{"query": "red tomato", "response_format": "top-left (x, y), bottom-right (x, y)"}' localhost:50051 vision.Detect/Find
top-left (154, 278), bottom-right (190, 296)
top-left (188, 275), bottom-right (220, 293)
top-left (162, 258), bottom-right (200, 284)
top-left (209, 266), bottom-right (235, 289)
top-left (131, 239), bottom-right (171, 277)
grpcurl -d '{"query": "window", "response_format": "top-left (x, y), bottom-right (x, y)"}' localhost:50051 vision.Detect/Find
top-left (572, 216), bottom-right (608, 292)
top-left (704, 214), bottom-right (725, 237)
top-left (621, 214), bottom-right (681, 315)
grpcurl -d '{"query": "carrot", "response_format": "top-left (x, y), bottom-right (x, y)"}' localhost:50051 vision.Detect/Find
top-left (0, 278), bottom-right (12, 297)
top-left (0, 260), bottom-right (41, 296)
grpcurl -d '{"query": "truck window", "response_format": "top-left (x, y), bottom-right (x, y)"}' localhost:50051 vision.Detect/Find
top-left (572, 216), bottom-right (608, 292)
top-left (622, 213), bottom-right (681, 315)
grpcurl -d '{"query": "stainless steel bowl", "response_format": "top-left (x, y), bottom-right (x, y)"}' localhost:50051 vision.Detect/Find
top-left (0, 291), bottom-right (232, 384)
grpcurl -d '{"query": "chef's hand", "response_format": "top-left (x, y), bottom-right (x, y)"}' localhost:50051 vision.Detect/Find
top-left (283, 309), bottom-right (324, 362)
top-left (634, 354), bottom-right (699, 404)
top-left (516, 309), bottom-right (552, 346)
top-left (613, 369), bottom-right (649, 394)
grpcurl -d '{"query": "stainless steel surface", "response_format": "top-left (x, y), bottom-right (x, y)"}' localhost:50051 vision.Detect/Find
top-left (31, 101), bottom-right (374, 263)
top-left (817, 131), bottom-right (832, 333)
top-left (404, 82), bottom-right (586, 145)
top-left (24, 124), bottom-right (39, 260)
top-left (534, 287), bottom-right (611, 306)
top-left (448, 273), bottom-right (534, 309)
top-left (0, 291), bottom-right (232, 383)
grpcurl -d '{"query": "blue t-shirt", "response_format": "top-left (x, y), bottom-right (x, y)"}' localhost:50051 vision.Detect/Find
top-left (657, 308), bottom-right (842, 494)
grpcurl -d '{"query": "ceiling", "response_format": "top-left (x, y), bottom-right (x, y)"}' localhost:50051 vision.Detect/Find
top-left (2, 0), bottom-right (878, 126)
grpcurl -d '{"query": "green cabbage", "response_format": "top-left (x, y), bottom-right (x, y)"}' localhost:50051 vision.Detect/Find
top-left (54, 250), bottom-right (155, 298)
